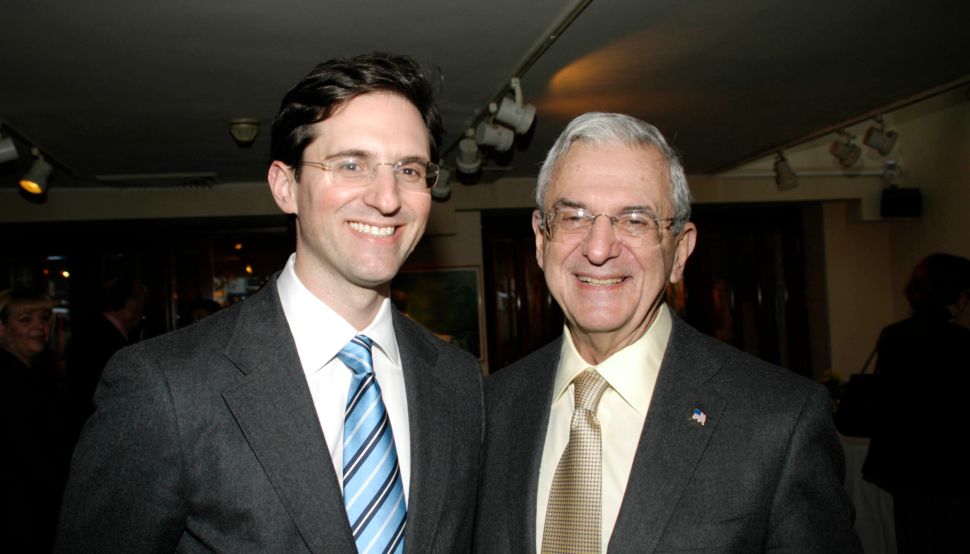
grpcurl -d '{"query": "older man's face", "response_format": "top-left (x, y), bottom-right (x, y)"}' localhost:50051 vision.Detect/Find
top-left (532, 142), bottom-right (695, 362)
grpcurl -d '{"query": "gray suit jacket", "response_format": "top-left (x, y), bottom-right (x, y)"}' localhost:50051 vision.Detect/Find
top-left (474, 315), bottom-right (861, 553)
top-left (57, 278), bottom-right (484, 553)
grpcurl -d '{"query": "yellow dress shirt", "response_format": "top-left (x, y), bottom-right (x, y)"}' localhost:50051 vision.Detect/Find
top-left (536, 303), bottom-right (672, 553)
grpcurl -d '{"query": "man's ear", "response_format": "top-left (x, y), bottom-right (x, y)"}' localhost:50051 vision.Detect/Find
top-left (532, 209), bottom-right (546, 271)
top-left (668, 222), bottom-right (697, 284)
top-left (268, 161), bottom-right (297, 215)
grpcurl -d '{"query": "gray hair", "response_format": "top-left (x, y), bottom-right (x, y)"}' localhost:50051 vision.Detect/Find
top-left (535, 112), bottom-right (692, 234)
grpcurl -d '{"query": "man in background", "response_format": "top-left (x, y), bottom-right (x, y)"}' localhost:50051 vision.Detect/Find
top-left (66, 277), bottom-right (145, 436)
top-left (58, 53), bottom-right (483, 553)
top-left (474, 112), bottom-right (860, 553)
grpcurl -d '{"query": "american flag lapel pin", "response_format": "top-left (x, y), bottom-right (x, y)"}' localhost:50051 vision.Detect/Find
top-left (691, 408), bottom-right (707, 426)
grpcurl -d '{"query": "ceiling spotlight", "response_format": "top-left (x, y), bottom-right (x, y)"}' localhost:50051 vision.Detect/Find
top-left (0, 134), bottom-right (18, 164)
top-left (431, 167), bottom-right (452, 200)
top-left (830, 131), bottom-right (861, 169)
top-left (773, 152), bottom-right (798, 191)
top-left (493, 77), bottom-right (536, 134)
top-left (475, 121), bottom-right (515, 152)
top-left (20, 148), bottom-right (53, 195)
top-left (228, 118), bottom-right (259, 148)
top-left (863, 115), bottom-right (897, 156)
top-left (455, 130), bottom-right (482, 175)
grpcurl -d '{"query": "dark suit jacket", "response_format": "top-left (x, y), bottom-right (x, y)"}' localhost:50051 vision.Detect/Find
top-left (56, 278), bottom-right (484, 553)
top-left (474, 314), bottom-right (860, 553)
top-left (66, 312), bottom-right (132, 440)
top-left (863, 310), bottom-right (970, 496)
top-left (2, 349), bottom-right (65, 551)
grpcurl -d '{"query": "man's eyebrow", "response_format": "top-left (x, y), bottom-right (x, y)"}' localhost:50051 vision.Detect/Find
top-left (552, 198), bottom-right (585, 210)
top-left (325, 150), bottom-right (429, 163)
top-left (326, 149), bottom-right (372, 159)
top-left (552, 198), bottom-right (657, 215)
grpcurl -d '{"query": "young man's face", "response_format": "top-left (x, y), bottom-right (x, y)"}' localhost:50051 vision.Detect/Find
top-left (270, 92), bottom-right (432, 298)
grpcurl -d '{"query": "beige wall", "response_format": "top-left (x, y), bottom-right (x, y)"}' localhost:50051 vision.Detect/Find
top-left (821, 201), bottom-right (894, 376)
top-left (815, 87), bottom-right (970, 378)
top-left (883, 87), bottom-right (970, 318)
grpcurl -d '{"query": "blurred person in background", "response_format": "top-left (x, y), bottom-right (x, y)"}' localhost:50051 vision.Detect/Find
top-left (1, 287), bottom-right (65, 551)
top-left (863, 253), bottom-right (970, 553)
top-left (66, 277), bottom-right (146, 437)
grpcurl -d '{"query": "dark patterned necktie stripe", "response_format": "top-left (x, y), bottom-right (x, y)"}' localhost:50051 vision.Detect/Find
top-left (344, 411), bottom-right (392, 482)
top-left (345, 374), bottom-right (376, 416)
top-left (340, 334), bottom-right (407, 554)
top-left (350, 461), bottom-right (402, 535)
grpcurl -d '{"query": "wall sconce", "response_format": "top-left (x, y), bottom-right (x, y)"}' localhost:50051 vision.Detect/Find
top-left (228, 118), bottom-right (259, 148)
top-left (0, 133), bottom-right (18, 164)
top-left (773, 152), bottom-right (798, 190)
top-left (20, 148), bottom-right (53, 195)
top-left (863, 115), bottom-right (898, 156)
top-left (830, 130), bottom-right (861, 168)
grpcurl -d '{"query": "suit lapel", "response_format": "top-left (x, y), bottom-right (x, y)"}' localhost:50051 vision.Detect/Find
top-left (221, 281), bottom-right (355, 553)
top-left (504, 340), bottom-right (561, 553)
top-left (608, 317), bottom-right (727, 553)
top-left (393, 312), bottom-right (450, 553)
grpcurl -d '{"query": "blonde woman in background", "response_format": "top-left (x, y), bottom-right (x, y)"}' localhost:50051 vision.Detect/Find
top-left (1, 287), bottom-right (64, 552)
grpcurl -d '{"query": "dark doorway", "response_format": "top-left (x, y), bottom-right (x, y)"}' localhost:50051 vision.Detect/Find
top-left (481, 210), bottom-right (563, 373)
top-left (683, 203), bottom-right (818, 378)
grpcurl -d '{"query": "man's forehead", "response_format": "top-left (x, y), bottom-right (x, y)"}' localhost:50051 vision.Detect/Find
top-left (548, 142), bottom-right (671, 205)
top-left (304, 93), bottom-right (430, 154)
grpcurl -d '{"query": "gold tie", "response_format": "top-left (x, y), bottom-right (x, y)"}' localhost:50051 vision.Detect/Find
top-left (542, 368), bottom-right (610, 553)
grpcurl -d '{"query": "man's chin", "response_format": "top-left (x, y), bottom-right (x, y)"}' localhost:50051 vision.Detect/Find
top-left (349, 270), bottom-right (401, 292)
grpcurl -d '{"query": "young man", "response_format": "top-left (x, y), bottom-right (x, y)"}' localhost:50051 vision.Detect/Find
top-left (57, 53), bottom-right (483, 553)
top-left (474, 112), bottom-right (860, 553)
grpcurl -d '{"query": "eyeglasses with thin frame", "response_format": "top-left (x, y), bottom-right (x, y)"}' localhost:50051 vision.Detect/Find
top-left (300, 154), bottom-right (439, 191)
top-left (539, 204), bottom-right (677, 245)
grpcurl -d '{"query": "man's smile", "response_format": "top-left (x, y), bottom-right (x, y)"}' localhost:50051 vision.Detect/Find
top-left (349, 221), bottom-right (396, 237)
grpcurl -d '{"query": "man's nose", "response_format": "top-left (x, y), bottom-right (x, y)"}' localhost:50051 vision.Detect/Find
top-left (364, 164), bottom-right (402, 214)
top-left (582, 216), bottom-right (621, 264)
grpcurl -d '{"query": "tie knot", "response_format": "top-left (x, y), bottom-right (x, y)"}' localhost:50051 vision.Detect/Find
top-left (573, 368), bottom-right (609, 412)
top-left (337, 334), bottom-right (374, 376)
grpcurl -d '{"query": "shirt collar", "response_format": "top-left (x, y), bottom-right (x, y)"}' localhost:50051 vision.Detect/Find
top-left (102, 311), bottom-right (129, 340)
top-left (276, 253), bottom-right (400, 375)
top-left (553, 303), bottom-right (672, 415)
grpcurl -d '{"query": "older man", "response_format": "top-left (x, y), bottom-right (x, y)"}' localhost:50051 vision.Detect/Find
top-left (474, 112), bottom-right (860, 553)
top-left (57, 53), bottom-right (483, 553)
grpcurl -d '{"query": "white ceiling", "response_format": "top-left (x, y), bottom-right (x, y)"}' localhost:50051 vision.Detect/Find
top-left (1, 0), bottom-right (968, 192)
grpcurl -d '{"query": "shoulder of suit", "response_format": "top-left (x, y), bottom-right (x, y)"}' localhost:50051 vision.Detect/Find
top-left (669, 316), bottom-right (824, 399)
top-left (112, 287), bottom-right (256, 373)
top-left (485, 337), bottom-right (562, 389)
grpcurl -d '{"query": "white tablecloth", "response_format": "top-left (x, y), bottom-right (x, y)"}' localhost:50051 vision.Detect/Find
top-left (841, 435), bottom-right (896, 554)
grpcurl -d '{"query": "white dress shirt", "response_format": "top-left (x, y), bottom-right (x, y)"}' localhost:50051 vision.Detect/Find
top-left (536, 303), bottom-right (672, 553)
top-left (276, 253), bottom-right (411, 502)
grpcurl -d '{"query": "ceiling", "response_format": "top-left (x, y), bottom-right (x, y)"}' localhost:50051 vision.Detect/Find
top-left (1, 0), bottom-right (968, 193)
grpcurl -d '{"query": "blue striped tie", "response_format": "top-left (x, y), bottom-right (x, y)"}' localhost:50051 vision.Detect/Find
top-left (339, 335), bottom-right (407, 554)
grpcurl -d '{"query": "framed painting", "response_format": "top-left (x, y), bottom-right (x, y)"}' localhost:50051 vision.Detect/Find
top-left (391, 266), bottom-right (485, 361)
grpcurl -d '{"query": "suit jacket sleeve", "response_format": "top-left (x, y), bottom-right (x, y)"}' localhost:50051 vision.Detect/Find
top-left (766, 385), bottom-right (860, 553)
top-left (56, 346), bottom-right (186, 553)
